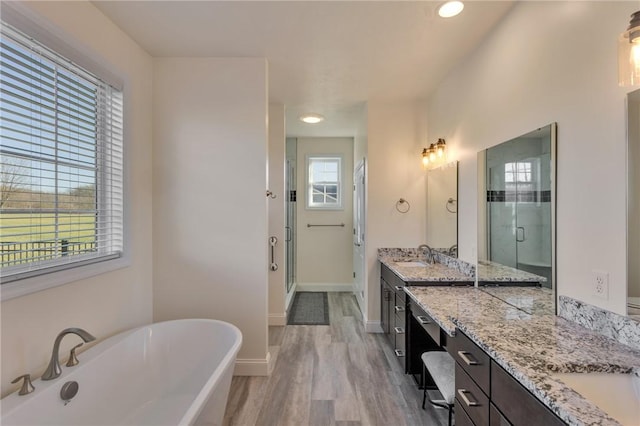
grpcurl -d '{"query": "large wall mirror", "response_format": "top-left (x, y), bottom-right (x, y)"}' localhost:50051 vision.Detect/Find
top-left (628, 89), bottom-right (640, 319)
top-left (477, 123), bottom-right (557, 293)
top-left (426, 161), bottom-right (458, 256)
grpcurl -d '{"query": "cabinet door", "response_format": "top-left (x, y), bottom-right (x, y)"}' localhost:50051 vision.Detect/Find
top-left (490, 403), bottom-right (512, 426)
top-left (491, 361), bottom-right (564, 426)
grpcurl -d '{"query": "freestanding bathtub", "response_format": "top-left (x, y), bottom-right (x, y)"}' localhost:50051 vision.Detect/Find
top-left (1, 319), bottom-right (242, 426)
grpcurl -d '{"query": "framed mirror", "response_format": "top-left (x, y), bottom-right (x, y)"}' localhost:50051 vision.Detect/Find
top-left (426, 161), bottom-right (458, 257)
top-left (477, 124), bottom-right (557, 292)
top-left (627, 89), bottom-right (640, 319)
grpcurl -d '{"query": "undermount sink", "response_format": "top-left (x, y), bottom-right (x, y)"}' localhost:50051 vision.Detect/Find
top-left (551, 371), bottom-right (640, 425)
top-left (394, 260), bottom-right (430, 267)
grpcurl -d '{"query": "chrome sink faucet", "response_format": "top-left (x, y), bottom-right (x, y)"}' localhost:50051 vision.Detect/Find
top-left (418, 244), bottom-right (435, 264)
top-left (42, 328), bottom-right (96, 381)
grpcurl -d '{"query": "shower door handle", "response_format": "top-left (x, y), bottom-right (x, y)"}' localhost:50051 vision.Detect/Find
top-left (285, 227), bottom-right (291, 242)
top-left (516, 227), bottom-right (526, 242)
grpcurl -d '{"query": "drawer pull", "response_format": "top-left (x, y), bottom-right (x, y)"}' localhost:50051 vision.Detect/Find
top-left (394, 286), bottom-right (403, 291)
top-left (394, 327), bottom-right (405, 334)
top-left (417, 315), bottom-right (431, 324)
top-left (394, 349), bottom-right (405, 357)
top-left (394, 305), bottom-right (405, 312)
top-left (457, 389), bottom-right (480, 407)
top-left (457, 350), bottom-right (480, 366)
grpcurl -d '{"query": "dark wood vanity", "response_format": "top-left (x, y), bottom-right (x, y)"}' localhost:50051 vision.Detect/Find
top-left (449, 331), bottom-right (564, 426)
top-left (379, 262), bottom-right (566, 426)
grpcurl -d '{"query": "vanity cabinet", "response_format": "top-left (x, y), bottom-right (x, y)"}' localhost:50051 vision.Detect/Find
top-left (449, 331), bottom-right (565, 426)
top-left (380, 264), bottom-right (408, 369)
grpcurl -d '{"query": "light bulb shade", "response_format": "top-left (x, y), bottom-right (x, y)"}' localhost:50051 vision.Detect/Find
top-left (422, 148), bottom-right (429, 167)
top-left (436, 138), bottom-right (446, 157)
top-left (428, 144), bottom-right (437, 161)
top-left (619, 11), bottom-right (640, 86)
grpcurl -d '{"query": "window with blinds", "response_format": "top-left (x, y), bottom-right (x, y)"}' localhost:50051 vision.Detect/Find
top-left (0, 22), bottom-right (124, 283)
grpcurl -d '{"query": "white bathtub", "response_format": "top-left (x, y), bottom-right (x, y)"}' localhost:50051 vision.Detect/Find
top-left (1, 319), bottom-right (242, 426)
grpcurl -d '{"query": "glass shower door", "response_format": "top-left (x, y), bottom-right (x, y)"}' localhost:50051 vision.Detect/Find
top-left (285, 159), bottom-right (296, 293)
top-left (488, 135), bottom-right (553, 287)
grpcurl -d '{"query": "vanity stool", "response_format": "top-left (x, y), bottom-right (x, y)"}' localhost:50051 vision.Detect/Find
top-left (421, 351), bottom-right (455, 426)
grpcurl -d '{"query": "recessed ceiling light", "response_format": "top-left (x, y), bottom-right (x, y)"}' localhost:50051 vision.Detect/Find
top-left (438, 1), bottom-right (464, 18)
top-left (299, 113), bottom-right (325, 124)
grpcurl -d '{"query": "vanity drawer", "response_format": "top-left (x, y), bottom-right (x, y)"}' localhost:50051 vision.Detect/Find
top-left (490, 361), bottom-right (564, 426)
top-left (449, 331), bottom-right (490, 394)
top-left (456, 363), bottom-right (489, 426)
top-left (394, 330), bottom-right (406, 358)
top-left (454, 399), bottom-right (476, 426)
top-left (410, 301), bottom-right (441, 346)
top-left (381, 263), bottom-right (406, 293)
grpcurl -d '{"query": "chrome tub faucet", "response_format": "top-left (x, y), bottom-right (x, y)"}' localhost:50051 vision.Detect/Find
top-left (42, 328), bottom-right (96, 381)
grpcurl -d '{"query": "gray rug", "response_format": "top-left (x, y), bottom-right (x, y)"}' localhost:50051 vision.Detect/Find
top-left (288, 292), bottom-right (330, 325)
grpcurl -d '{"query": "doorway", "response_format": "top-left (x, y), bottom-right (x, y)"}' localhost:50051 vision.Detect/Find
top-left (285, 137), bottom-right (355, 305)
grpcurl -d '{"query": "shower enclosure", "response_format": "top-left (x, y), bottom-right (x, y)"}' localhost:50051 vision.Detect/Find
top-left (285, 139), bottom-right (297, 294)
top-left (486, 128), bottom-right (553, 287)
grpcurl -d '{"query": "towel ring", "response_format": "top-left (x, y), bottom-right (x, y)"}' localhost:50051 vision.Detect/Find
top-left (446, 198), bottom-right (457, 213)
top-left (396, 198), bottom-right (410, 214)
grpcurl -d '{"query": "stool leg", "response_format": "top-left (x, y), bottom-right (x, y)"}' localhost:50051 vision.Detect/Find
top-left (448, 403), bottom-right (453, 426)
top-left (422, 363), bottom-right (427, 409)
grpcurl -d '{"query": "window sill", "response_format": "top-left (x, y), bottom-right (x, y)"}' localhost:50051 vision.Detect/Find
top-left (0, 255), bottom-right (131, 302)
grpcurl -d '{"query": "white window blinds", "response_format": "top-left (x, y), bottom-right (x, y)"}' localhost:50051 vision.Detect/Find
top-left (0, 22), bottom-right (124, 283)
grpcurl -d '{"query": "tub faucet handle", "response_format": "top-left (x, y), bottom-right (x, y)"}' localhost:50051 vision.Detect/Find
top-left (66, 343), bottom-right (84, 367)
top-left (11, 374), bottom-right (35, 395)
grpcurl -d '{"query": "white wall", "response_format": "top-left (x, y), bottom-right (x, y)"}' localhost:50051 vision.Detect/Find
top-left (296, 138), bottom-right (354, 290)
top-left (365, 100), bottom-right (428, 328)
top-left (0, 1), bottom-right (153, 397)
top-left (427, 1), bottom-right (636, 315)
top-left (268, 103), bottom-right (286, 325)
top-left (152, 58), bottom-right (270, 374)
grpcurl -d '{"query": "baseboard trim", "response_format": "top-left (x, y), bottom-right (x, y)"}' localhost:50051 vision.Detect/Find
top-left (268, 313), bottom-right (287, 326)
top-left (233, 353), bottom-right (271, 376)
top-left (296, 282), bottom-right (353, 292)
top-left (365, 319), bottom-right (383, 333)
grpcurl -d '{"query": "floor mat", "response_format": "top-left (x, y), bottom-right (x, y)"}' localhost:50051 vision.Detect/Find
top-left (287, 292), bottom-right (330, 325)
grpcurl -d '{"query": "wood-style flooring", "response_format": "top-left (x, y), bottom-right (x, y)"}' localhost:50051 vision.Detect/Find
top-left (222, 292), bottom-right (449, 426)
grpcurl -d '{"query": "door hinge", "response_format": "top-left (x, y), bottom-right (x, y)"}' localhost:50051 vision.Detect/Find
top-left (353, 272), bottom-right (356, 278)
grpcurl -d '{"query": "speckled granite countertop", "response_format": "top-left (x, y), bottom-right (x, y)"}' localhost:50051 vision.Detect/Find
top-left (478, 259), bottom-right (547, 283)
top-left (378, 249), bottom-right (474, 283)
top-left (405, 286), bottom-right (640, 426)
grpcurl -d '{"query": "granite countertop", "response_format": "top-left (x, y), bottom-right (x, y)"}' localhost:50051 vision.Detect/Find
top-left (378, 249), bottom-right (474, 283)
top-left (478, 260), bottom-right (547, 283)
top-left (405, 286), bottom-right (640, 426)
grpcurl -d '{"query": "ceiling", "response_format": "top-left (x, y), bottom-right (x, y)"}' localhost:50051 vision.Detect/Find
top-left (92, 1), bottom-right (514, 137)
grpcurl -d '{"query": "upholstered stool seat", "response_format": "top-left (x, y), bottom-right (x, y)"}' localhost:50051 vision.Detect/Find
top-left (421, 351), bottom-right (455, 426)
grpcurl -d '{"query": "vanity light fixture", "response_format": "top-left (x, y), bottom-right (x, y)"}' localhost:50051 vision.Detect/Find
top-left (422, 139), bottom-right (447, 169)
top-left (438, 1), bottom-right (464, 18)
top-left (619, 10), bottom-right (640, 86)
top-left (299, 113), bottom-right (325, 124)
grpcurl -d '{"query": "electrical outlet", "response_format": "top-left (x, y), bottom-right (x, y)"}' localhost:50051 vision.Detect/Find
top-left (592, 270), bottom-right (609, 300)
